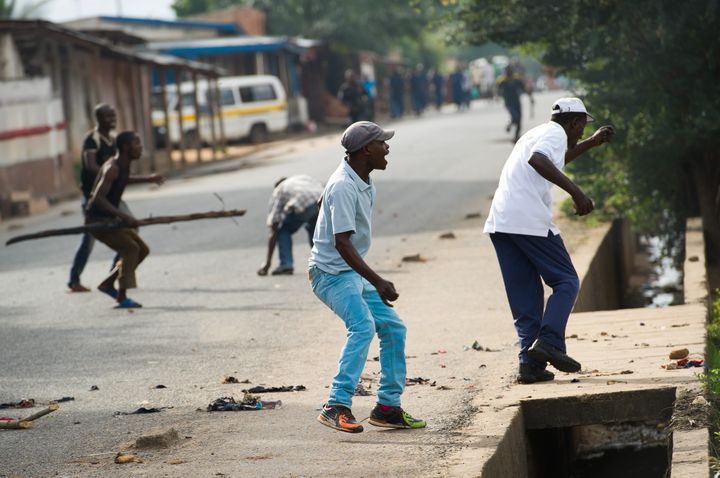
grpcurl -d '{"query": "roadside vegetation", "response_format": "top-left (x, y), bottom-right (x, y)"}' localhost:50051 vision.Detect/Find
top-left (706, 291), bottom-right (720, 473)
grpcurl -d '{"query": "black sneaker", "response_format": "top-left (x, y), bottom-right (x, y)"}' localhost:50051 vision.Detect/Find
top-left (368, 405), bottom-right (426, 429)
top-left (317, 404), bottom-right (363, 433)
top-left (528, 339), bottom-right (581, 373)
top-left (271, 266), bottom-right (294, 276)
top-left (517, 363), bottom-right (555, 384)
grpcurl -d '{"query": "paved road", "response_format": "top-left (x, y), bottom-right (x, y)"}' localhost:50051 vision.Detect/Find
top-left (0, 93), bottom-right (556, 477)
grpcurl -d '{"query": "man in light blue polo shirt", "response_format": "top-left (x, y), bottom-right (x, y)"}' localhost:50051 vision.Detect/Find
top-left (309, 121), bottom-right (426, 433)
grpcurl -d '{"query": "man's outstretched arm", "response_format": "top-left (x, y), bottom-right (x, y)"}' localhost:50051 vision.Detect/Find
top-left (565, 125), bottom-right (615, 164)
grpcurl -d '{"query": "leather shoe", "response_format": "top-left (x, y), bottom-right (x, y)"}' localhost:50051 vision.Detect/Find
top-left (271, 266), bottom-right (294, 276)
top-left (517, 363), bottom-right (555, 384)
top-left (528, 339), bottom-right (581, 373)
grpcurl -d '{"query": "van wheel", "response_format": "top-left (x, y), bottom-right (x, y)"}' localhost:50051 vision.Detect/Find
top-left (249, 124), bottom-right (268, 144)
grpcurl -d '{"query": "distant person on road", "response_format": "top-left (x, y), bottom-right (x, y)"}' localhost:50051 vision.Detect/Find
top-left (388, 67), bottom-right (405, 118)
top-left (68, 104), bottom-right (119, 293)
top-left (257, 175), bottom-right (323, 276)
top-left (430, 69), bottom-right (444, 110)
top-left (410, 64), bottom-right (428, 116)
top-left (450, 65), bottom-right (466, 111)
top-left (484, 98), bottom-right (614, 384)
top-left (338, 70), bottom-right (369, 125)
top-left (85, 131), bottom-right (164, 308)
top-left (497, 65), bottom-right (534, 142)
top-left (310, 121), bottom-right (426, 433)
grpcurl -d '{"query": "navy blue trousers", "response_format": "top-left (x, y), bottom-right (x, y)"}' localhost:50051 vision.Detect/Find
top-left (490, 231), bottom-right (580, 366)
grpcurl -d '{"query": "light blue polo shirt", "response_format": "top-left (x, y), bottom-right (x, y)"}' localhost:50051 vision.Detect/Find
top-left (309, 159), bottom-right (375, 274)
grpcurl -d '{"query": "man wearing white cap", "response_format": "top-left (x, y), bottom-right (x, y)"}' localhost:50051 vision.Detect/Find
top-left (309, 121), bottom-right (426, 433)
top-left (484, 98), bottom-right (614, 384)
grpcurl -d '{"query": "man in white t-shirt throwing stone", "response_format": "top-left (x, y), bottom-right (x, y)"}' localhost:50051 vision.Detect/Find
top-left (309, 121), bottom-right (426, 433)
top-left (484, 97), bottom-right (614, 384)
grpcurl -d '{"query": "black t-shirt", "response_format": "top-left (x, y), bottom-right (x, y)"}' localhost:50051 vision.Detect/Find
top-left (86, 160), bottom-right (130, 220)
top-left (80, 130), bottom-right (116, 198)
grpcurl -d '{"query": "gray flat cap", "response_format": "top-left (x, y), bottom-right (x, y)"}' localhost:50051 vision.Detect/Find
top-left (341, 121), bottom-right (395, 153)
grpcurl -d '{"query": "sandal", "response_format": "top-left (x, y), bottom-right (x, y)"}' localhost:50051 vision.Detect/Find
top-left (114, 298), bottom-right (142, 309)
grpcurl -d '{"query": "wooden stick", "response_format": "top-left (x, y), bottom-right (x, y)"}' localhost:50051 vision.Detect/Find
top-left (6, 209), bottom-right (246, 246)
top-left (0, 403), bottom-right (59, 429)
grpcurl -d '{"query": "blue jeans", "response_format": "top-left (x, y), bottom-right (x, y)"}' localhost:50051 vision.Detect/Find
top-left (277, 204), bottom-right (318, 269)
top-left (489, 232), bottom-right (580, 367)
top-left (310, 267), bottom-right (407, 408)
top-left (68, 198), bottom-right (95, 287)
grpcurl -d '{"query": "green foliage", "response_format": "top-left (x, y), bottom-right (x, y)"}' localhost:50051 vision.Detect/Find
top-left (0, 0), bottom-right (52, 18)
top-left (173, 0), bottom-right (445, 63)
top-left (450, 0), bottom-right (720, 236)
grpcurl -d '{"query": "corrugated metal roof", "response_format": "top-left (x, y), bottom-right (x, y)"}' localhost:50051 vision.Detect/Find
top-left (97, 15), bottom-right (241, 33)
top-left (0, 20), bottom-right (222, 75)
top-left (146, 36), bottom-right (290, 56)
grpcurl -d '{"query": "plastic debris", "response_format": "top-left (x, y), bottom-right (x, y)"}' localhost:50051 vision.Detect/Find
top-left (406, 377), bottom-right (436, 386)
top-left (207, 394), bottom-right (282, 411)
top-left (114, 407), bottom-right (171, 416)
top-left (0, 399), bottom-right (35, 409)
top-left (242, 385), bottom-right (305, 393)
top-left (115, 452), bottom-right (143, 464)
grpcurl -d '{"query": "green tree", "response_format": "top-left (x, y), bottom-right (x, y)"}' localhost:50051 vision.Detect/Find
top-left (450, 0), bottom-right (720, 282)
top-left (173, 0), bottom-right (444, 62)
top-left (0, 0), bottom-right (51, 18)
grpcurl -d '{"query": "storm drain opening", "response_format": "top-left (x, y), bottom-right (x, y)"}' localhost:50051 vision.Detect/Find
top-left (483, 388), bottom-right (677, 477)
top-left (522, 388), bottom-right (674, 478)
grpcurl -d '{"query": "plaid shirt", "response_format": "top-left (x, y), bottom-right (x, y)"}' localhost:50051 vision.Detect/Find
top-left (266, 175), bottom-right (324, 226)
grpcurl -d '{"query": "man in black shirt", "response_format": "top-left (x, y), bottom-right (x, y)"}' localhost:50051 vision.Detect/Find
top-left (68, 104), bottom-right (118, 292)
top-left (86, 131), bottom-right (164, 308)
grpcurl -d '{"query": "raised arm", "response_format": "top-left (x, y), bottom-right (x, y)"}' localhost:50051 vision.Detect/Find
top-left (565, 125), bottom-right (615, 164)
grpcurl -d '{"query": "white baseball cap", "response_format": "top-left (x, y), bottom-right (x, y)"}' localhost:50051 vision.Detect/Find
top-left (551, 97), bottom-right (595, 122)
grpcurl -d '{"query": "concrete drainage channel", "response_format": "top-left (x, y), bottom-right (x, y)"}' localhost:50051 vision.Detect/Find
top-left (482, 388), bottom-right (679, 477)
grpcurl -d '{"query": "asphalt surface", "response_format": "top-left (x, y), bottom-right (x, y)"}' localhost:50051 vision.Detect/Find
top-left (0, 93), bottom-right (556, 477)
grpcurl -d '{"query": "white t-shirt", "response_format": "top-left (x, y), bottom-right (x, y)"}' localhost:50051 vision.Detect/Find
top-left (483, 121), bottom-right (568, 237)
top-left (308, 160), bottom-right (375, 274)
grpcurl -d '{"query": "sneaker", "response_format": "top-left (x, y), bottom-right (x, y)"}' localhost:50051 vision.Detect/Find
top-left (271, 266), bottom-right (294, 276)
top-left (517, 363), bottom-right (555, 384)
top-left (317, 404), bottom-right (363, 433)
top-left (369, 404), bottom-right (426, 429)
top-left (528, 339), bottom-right (581, 373)
top-left (68, 283), bottom-right (91, 293)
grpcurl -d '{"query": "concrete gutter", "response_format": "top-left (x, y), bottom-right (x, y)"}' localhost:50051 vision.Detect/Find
top-left (447, 219), bottom-right (709, 477)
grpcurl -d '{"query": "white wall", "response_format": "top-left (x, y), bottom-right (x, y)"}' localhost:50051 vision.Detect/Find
top-left (0, 78), bottom-right (67, 166)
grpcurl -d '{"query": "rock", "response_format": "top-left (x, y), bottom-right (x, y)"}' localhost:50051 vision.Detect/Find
top-left (136, 427), bottom-right (180, 449)
top-left (401, 253), bottom-right (427, 263)
top-left (669, 348), bottom-right (689, 360)
top-left (115, 452), bottom-right (142, 464)
top-left (691, 395), bottom-right (709, 406)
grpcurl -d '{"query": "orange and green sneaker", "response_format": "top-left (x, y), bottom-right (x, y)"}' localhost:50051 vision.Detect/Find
top-left (317, 404), bottom-right (364, 433)
top-left (368, 404), bottom-right (426, 429)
